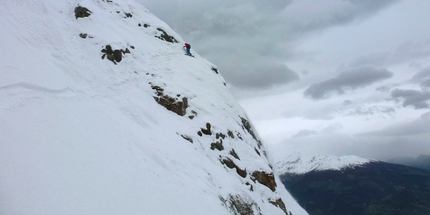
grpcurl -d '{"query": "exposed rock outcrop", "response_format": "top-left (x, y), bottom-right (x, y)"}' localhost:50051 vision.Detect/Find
top-left (74, 6), bottom-right (92, 19)
top-left (151, 84), bottom-right (188, 116)
top-left (156, 28), bottom-right (178, 43)
top-left (101, 45), bottom-right (131, 64)
top-left (251, 171), bottom-right (277, 192)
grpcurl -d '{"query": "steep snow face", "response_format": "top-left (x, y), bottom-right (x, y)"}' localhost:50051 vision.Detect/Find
top-left (0, 0), bottom-right (307, 215)
top-left (276, 153), bottom-right (374, 175)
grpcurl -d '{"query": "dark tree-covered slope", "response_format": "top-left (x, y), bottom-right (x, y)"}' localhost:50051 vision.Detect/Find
top-left (280, 162), bottom-right (430, 215)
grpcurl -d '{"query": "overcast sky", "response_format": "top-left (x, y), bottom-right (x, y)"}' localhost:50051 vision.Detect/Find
top-left (141, 0), bottom-right (430, 162)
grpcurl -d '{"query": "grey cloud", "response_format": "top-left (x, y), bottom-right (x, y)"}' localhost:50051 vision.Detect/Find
top-left (304, 66), bottom-right (393, 99)
top-left (341, 105), bottom-right (396, 117)
top-left (391, 88), bottom-right (430, 109)
top-left (359, 112), bottom-right (430, 136)
top-left (280, 0), bottom-right (400, 35)
top-left (141, 0), bottom-right (399, 90)
top-left (412, 67), bottom-right (430, 81)
top-left (411, 67), bottom-right (430, 88)
top-left (293, 123), bottom-right (341, 138)
top-left (223, 61), bottom-right (299, 89)
top-left (343, 100), bottom-right (353, 105)
top-left (281, 132), bottom-right (430, 161)
top-left (350, 52), bottom-right (388, 67)
top-left (301, 105), bottom-right (336, 120)
top-left (290, 102), bottom-right (395, 121)
top-left (355, 135), bottom-right (430, 161)
top-left (376, 84), bottom-right (396, 92)
top-left (293, 129), bottom-right (318, 138)
top-left (392, 40), bottom-right (430, 65)
top-left (351, 40), bottom-right (430, 67)
top-left (322, 123), bottom-right (343, 133)
top-left (422, 80), bottom-right (430, 88)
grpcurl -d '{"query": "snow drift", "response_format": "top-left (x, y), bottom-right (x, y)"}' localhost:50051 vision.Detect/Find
top-left (0, 0), bottom-right (307, 214)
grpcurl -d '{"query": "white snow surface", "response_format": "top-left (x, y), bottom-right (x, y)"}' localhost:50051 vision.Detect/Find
top-left (276, 153), bottom-right (375, 175)
top-left (0, 0), bottom-right (307, 215)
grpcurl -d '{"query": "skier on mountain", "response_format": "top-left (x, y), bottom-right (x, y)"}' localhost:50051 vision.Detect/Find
top-left (183, 43), bottom-right (193, 56)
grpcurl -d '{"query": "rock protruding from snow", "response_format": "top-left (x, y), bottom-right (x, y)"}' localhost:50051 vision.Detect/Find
top-left (276, 153), bottom-right (374, 175)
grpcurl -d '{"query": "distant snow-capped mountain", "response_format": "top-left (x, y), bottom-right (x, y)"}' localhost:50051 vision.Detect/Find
top-left (0, 0), bottom-right (306, 215)
top-left (277, 153), bottom-right (430, 215)
top-left (276, 153), bottom-right (374, 175)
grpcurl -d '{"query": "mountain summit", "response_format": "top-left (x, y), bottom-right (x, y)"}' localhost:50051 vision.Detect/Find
top-left (276, 153), bottom-right (373, 175)
top-left (0, 0), bottom-right (307, 214)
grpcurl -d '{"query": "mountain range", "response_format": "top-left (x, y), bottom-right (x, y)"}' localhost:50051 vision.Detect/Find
top-left (388, 155), bottom-right (430, 171)
top-left (277, 153), bottom-right (430, 215)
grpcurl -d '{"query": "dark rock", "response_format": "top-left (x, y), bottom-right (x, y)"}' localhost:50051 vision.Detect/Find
top-left (210, 140), bottom-right (224, 151)
top-left (236, 132), bottom-right (243, 140)
top-left (220, 195), bottom-right (261, 215)
top-left (216, 132), bottom-right (226, 139)
top-left (227, 130), bottom-right (235, 138)
top-left (251, 171), bottom-right (277, 192)
top-left (188, 110), bottom-right (198, 119)
top-left (254, 148), bottom-right (261, 156)
top-left (138, 22), bottom-right (150, 27)
top-left (180, 135), bottom-right (193, 143)
top-left (269, 198), bottom-right (289, 215)
top-left (230, 149), bottom-right (240, 160)
top-left (154, 95), bottom-right (188, 116)
top-left (220, 158), bottom-right (247, 178)
top-left (150, 84), bottom-right (188, 116)
top-left (106, 53), bottom-right (115, 63)
top-left (122, 48), bottom-right (131, 54)
top-left (151, 85), bottom-right (164, 96)
top-left (240, 116), bottom-right (258, 141)
top-left (256, 140), bottom-right (263, 149)
top-left (101, 45), bottom-right (113, 53)
top-left (211, 67), bottom-right (219, 74)
top-left (201, 123), bottom-right (212, 135)
top-left (74, 6), bottom-right (92, 19)
top-left (155, 28), bottom-right (178, 43)
top-left (113, 50), bottom-right (122, 62)
top-left (101, 45), bottom-right (131, 64)
top-left (245, 182), bottom-right (254, 191)
top-left (124, 12), bottom-right (132, 18)
top-left (79, 33), bottom-right (88, 39)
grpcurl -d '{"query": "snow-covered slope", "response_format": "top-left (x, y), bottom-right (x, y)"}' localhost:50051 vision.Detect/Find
top-left (276, 153), bottom-right (374, 175)
top-left (0, 0), bottom-right (307, 214)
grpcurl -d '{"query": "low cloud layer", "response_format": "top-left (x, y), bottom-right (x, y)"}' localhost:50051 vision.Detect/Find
top-left (304, 66), bottom-right (393, 99)
top-left (360, 112), bottom-right (430, 136)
